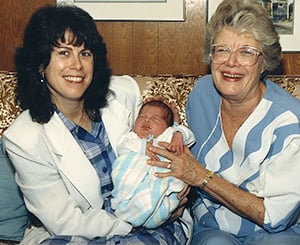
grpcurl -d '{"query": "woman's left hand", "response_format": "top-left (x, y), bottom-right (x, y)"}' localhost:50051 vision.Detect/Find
top-left (147, 141), bottom-right (205, 187)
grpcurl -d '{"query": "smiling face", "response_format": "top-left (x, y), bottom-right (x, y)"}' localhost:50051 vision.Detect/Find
top-left (44, 30), bottom-right (94, 109)
top-left (211, 27), bottom-right (264, 103)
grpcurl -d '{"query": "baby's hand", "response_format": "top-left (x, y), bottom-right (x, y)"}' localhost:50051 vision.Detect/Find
top-left (168, 132), bottom-right (184, 154)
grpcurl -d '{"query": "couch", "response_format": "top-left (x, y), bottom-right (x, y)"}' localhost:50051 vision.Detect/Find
top-left (1, 71), bottom-right (300, 244)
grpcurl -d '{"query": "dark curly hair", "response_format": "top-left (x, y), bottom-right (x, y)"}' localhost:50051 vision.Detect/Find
top-left (15, 4), bottom-right (112, 123)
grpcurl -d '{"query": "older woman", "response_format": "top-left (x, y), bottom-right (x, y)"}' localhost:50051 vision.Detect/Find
top-left (148, 0), bottom-right (300, 244)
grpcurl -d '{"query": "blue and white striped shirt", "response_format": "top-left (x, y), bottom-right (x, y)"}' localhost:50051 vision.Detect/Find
top-left (187, 75), bottom-right (300, 238)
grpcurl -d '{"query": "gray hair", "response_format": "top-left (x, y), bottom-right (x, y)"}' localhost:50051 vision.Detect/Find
top-left (204, 0), bottom-right (282, 72)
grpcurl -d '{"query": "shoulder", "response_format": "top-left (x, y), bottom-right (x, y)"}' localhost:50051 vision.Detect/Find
top-left (265, 79), bottom-right (300, 116)
top-left (3, 110), bottom-right (44, 151)
top-left (108, 75), bottom-right (142, 111)
top-left (189, 74), bottom-right (218, 99)
top-left (106, 75), bottom-right (143, 125)
top-left (187, 74), bottom-right (220, 107)
top-left (4, 110), bottom-right (41, 137)
top-left (193, 75), bottom-right (214, 89)
top-left (109, 75), bottom-right (140, 98)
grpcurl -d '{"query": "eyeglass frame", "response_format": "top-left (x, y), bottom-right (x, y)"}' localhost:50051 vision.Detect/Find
top-left (210, 44), bottom-right (262, 67)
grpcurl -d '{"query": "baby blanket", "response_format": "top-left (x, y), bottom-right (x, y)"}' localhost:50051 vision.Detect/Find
top-left (111, 151), bottom-right (184, 228)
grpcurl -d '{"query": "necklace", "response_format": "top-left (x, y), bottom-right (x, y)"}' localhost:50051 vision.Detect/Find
top-left (79, 112), bottom-right (92, 133)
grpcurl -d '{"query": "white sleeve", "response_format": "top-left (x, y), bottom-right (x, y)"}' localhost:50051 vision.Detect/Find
top-left (260, 137), bottom-right (300, 231)
top-left (172, 124), bottom-right (195, 146)
top-left (102, 75), bottom-right (143, 153)
top-left (110, 75), bottom-right (143, 129)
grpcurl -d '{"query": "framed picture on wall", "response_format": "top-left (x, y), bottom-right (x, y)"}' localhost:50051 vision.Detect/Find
top-left (207, 0), bottom-right (299, 51)
top-left (56, 0), bottom-right (185, 21)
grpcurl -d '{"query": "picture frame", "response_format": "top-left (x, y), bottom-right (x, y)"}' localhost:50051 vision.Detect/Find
top-left (207, 0), bottom-right (298, 51)
top-left (56, 0), bottom-right (185, 21)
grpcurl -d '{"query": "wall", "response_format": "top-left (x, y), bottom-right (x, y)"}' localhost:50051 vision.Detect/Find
top-left (0, 0), bottom-right (299, 75)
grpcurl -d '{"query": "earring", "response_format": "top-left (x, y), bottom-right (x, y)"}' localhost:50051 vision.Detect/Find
top-left (40, 72), bottom-right (45, 83)
top-left (260, 71), bottom-right (267, 81)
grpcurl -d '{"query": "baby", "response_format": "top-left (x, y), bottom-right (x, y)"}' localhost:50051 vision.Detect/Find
top-left (111, 100), bottom-right (195, 228)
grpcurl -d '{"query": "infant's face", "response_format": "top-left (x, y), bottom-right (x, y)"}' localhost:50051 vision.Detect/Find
top-left (134, 105), bottom-right (168, 138)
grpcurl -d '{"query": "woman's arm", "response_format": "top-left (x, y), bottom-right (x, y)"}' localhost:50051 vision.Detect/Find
top-left (147, 142), bottom-right (265, 226)
top-left (201, 169), bottom-right (265, 226)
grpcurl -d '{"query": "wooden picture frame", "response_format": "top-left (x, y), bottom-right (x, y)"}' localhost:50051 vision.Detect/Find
top-left (56, 0), bottom-right (185, 21)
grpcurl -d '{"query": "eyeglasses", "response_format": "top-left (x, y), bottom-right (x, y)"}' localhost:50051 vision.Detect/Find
top-left (210, 44), bottom-right (262, 66)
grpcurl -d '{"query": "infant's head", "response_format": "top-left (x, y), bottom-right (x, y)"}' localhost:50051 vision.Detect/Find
top-left (134, 100), bottom-right (174, 138)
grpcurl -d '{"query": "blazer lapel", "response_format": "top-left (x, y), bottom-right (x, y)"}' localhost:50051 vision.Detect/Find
top-left (44, 113), bottom-right (103, 209)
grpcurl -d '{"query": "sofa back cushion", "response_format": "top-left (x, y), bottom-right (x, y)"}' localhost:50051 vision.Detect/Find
top-left (0, 72), bottom-right (21, 137)
top-left (133, 75), bottom-right (199, 126)
top-left (0, 138), bottom-right (29, 241)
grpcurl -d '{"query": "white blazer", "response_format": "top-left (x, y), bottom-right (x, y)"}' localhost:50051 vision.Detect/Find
top-left (3, 75), bottom-right (193, 244)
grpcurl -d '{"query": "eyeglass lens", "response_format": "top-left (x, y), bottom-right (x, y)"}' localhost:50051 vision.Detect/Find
top-left (211, 45), bottom-right (261, 66)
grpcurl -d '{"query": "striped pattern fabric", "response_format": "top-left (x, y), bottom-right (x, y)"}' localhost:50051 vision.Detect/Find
top-left (111, 152), bottom-right (184, 228)
top-left (187, 75), bottom-right (300, 239)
